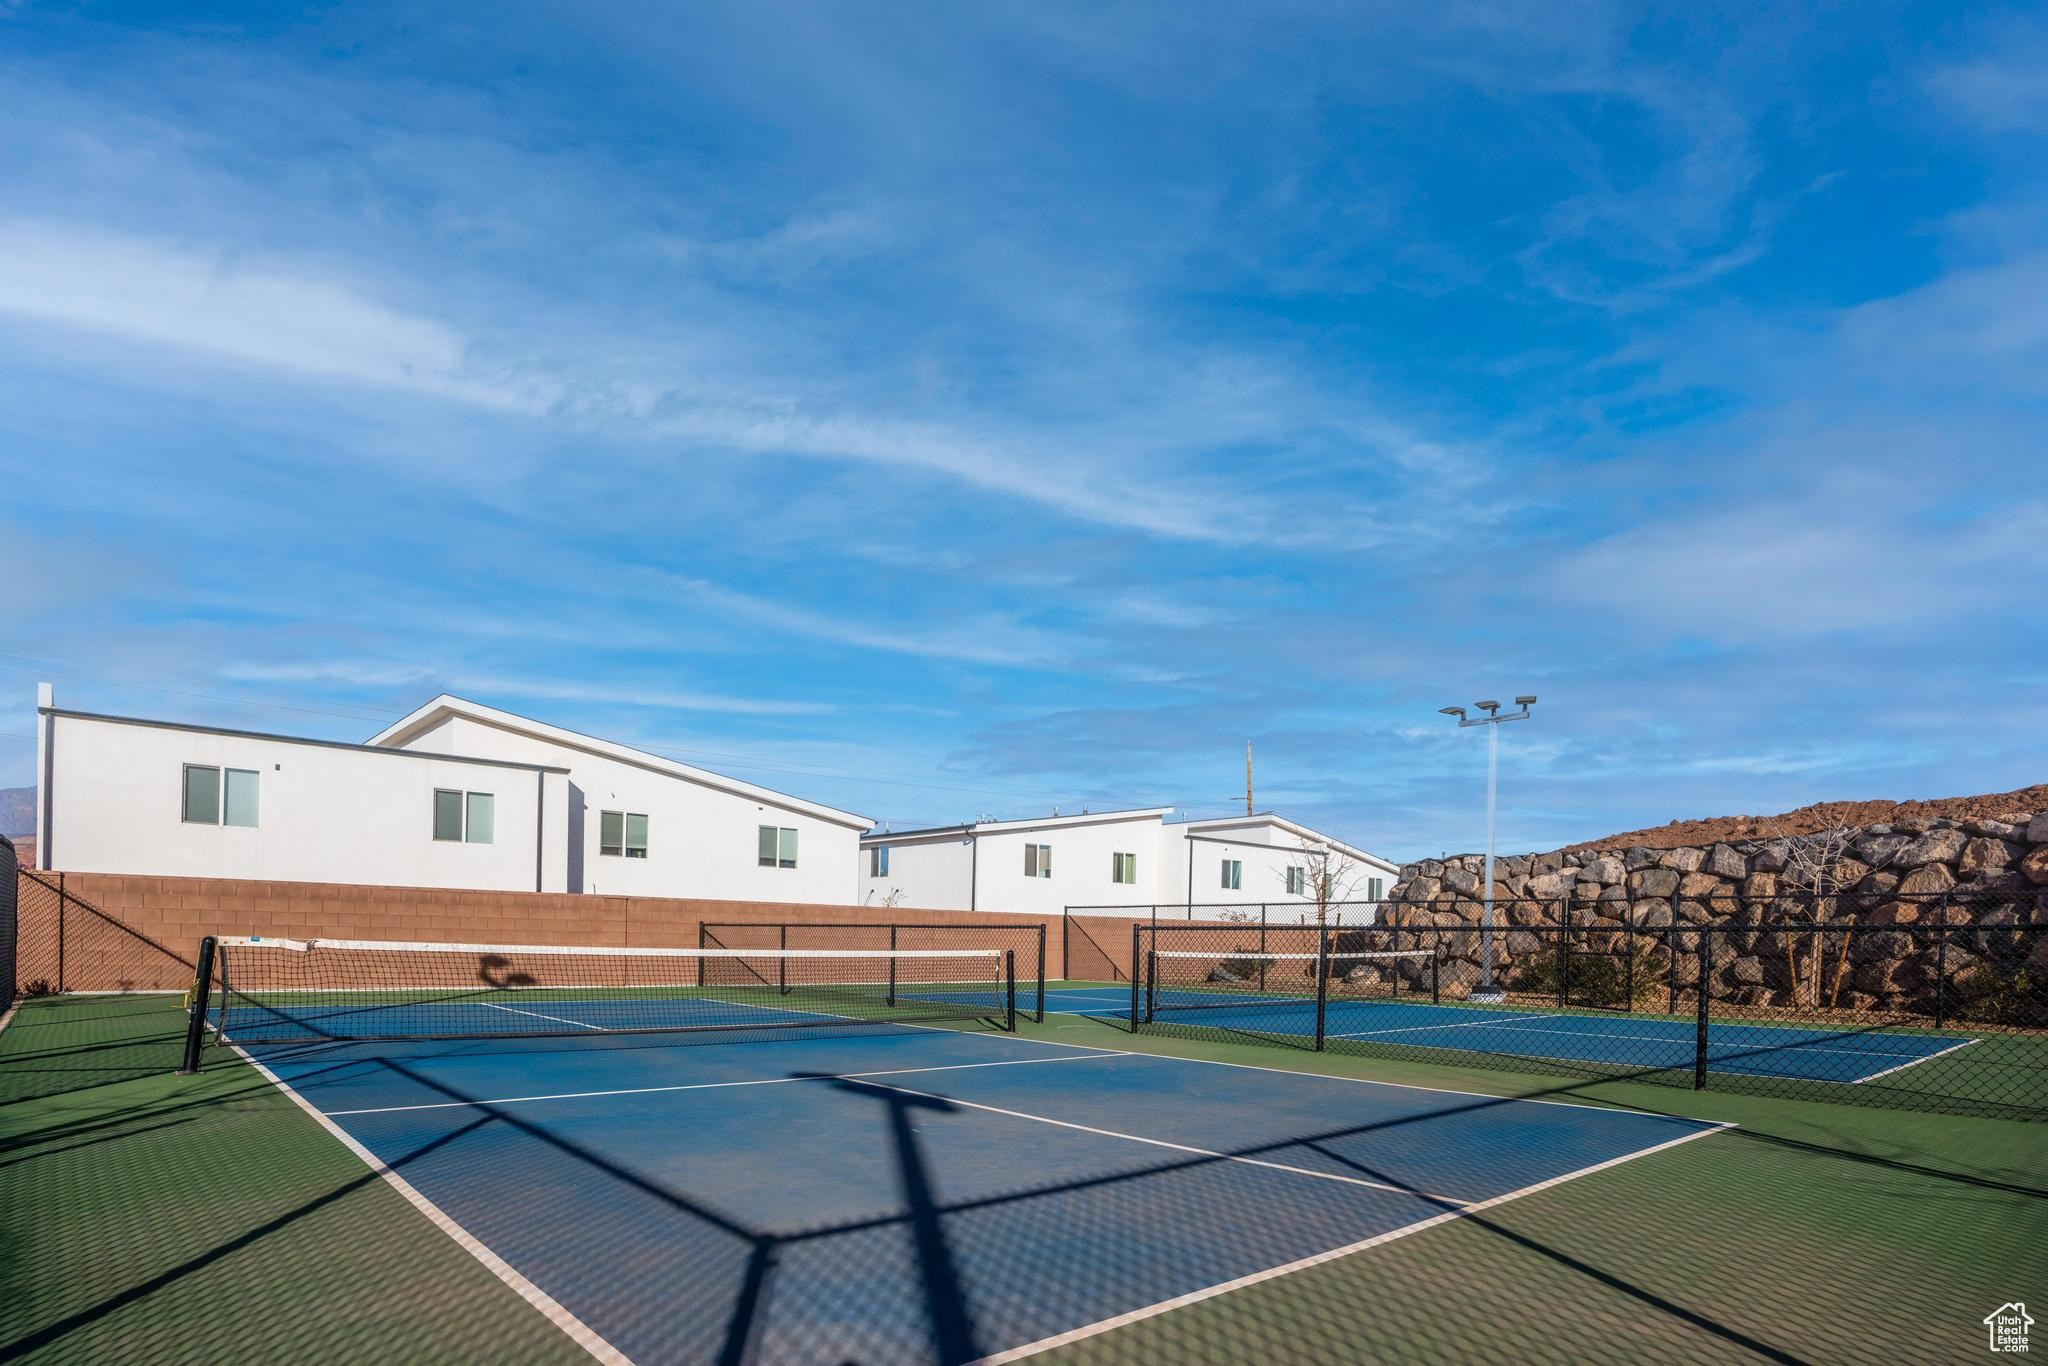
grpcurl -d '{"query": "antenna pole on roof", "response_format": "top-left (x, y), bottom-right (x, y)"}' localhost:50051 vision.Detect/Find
top-left (1245, 740), bottom-right (1254, 816)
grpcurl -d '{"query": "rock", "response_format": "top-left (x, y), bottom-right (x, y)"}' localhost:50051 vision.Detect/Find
top-left (1580, 856), bottom-right (1625, 886)
top-left (1894, 818), bottom-right (1930, 835)
top-left (1702, 844), bottom-right (1749, 880)
top-left (1657, 847), bottom-right (1705, 873)
top-left (2027, 813), bottom-right (2048, 844)
top-left (1208, 966), bottom-right (1246, 984)
top-left (1958, 838), bottom-right (2015, 877)
top-left (1443, 867), bottom-right (1481, 898)
top-left (1414, 859), bottom-right (1445, 877)
top-left (1895, 827), bottom-right (1967, 867)
top-left (1830, 857), bottom-right (1871, 887)
top-left (1850, 929), bottom-right (1912, 963)
top-left (1678, 872), bottom-right (1725, 898)
top-left (1628, 868), bottom-right (1682, 899)
top-left (1855, 870), bottom-right (1900, 897)
top-left (1506, 930), bottom-right (1543, 957)
top-left (1726, 956), bottom-right (1765, 987)
top-left (1572, 878), bottom-right (1605, 902)
top-left (1868, 901), bottom-right (1920, 927)
top-left (1854, 833), bottom-right (1912, 867)
top-left (1742, 871), bottom-right (1778, 901)
top-left (2022, 846), bottom-right (2048, 887)
top-left (1866, 823), bottom-right (1894, 836)
top-left (1677, 899), bottom-right (1716, 924)
top-left (1404, 876), bottom-right (1443, 903)
top-left (1636, 901), bottom-right (1674, 930)
top-left (1500, 854), bottom-right (1531, 877)
top-left (1624, 846), bottom-right (1660, 872)
top-left (1527, 870), bottom-right (1573, 900)
top-left (1853, 959), bottom-right (1903, 995)
top-left (1749, 840), bottom-right (1791, 873)
top-left (1532, 851), bottom-right (1565, 876)
top-left (1969, 819), bottom-right (2021, 840)
top-left (1898, 863), bottom-right (1955, 898)
top-left (2029, 935), bottom-right (2048, 978)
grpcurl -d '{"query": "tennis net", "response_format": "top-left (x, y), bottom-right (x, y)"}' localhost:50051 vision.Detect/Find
top-left (180, 935), bottom-right (1015, 1058)
top-left (1142, 948), bottom-right (1438, 1021)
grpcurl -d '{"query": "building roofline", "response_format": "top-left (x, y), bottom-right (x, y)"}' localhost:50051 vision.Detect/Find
top-left (41, 707), bottom-right (570, 773)
top-left (1176, 811), bottom-right (1398, 872)
top-left (368, 694), bottom-right (872, 830)
top-left (863, 806), bottom-right (1176, 844)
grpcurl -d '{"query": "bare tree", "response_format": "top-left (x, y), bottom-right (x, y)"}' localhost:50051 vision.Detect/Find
top-left (1279, 835), bottom-right (1370, 928)
top-left (1745, 825), bottom-right (1895, 1008)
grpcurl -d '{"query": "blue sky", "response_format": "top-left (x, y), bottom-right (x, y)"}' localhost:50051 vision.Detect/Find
top-left (2, 1), bottom-right (2044, 862)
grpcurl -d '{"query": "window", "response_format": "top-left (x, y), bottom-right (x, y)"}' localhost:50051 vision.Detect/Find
top-left (1367, 876), bottom-right (1385, 902)
top-left (182, 765), bottom-right (259, 827)
top-left (870, 845), bottom-right (890, 877)
top-left (1286, 866), bottom-right (1305, 896)
top-left (601, 811), bottom-right (649, 858)
top-left (759, 825), bottom-right (797, 869)
top-left (1024, 843), bottom-right (1052, 878)
top-left (1112, 851), bottom-right (1136, 884)
top-left (433, 789), bottom-right (463, 841)
top-left (1221, 859), bottom-right (1242, 890)
top-left (434, 789), bottom-right (494, 843)
top-left (183, 765), bottom-right (220, 824)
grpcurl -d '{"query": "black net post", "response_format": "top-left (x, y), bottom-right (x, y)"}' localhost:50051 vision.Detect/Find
top-left (1005, 951), bottom-right (1016, 1031)
top-left (1430, 945), bottom-right (1440, 1004)
top-left (1144, 948), bottom-right (1158, 1024)
top-left (695, 923), bottom-right (707, 987)
top-left (1694, 930), bottom-right (1713, 1090)
top-left (778, 923), bottom-right (788, 996)
top-left (888, 925), bottom-right (898, 1007)
top-left (179, 936), bottom-right (218, 1074)
top-left (1313, 930), bottom-right (1330, 1052)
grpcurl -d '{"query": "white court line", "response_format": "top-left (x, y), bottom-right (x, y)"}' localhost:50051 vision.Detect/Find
top-left (1328, 1013), bottom-right (1963, 1061)
top-left (971, 1120), bottom-right (1735, 1364)
top-left (230, 1043), bottom-right (631, 1366)
top-left (480, 1002), bottom-right (610, 1031)
top-left (1851, 1036), bottom-right (1980, 1084)
top-left (324, 1050), bottom-right (1127, 1116)
top-left (837, 1075), bottom-right (1474, 1207)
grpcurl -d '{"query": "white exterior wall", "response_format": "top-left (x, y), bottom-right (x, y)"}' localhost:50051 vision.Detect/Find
top-left (1169, 818), bottom-right (1396, 922)
top-left (859, 835), bottom-right (976, 909)
top-left (42, 713), bottom-right (566, 891)
top-left (970, 818), bottom-right (1166, 916)
top-left (396, 714), bottom-right (861, 904)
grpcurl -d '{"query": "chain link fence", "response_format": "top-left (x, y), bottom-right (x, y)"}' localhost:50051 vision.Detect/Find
top-left (1133, 887), bottom-right (2047, 1120)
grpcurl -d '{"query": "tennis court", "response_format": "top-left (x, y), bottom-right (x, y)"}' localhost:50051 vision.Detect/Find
top-left (194, 937), bottom-right (1726, 1364)
top-left (1040, 982), bottom-right (1975, 1085)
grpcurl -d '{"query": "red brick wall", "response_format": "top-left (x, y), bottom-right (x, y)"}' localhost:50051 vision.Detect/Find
top-left (12, 868), bottom-right (1259, 993)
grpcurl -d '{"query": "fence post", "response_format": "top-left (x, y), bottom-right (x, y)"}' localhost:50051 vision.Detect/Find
top-left (1694, 929), bottom-right (1713, 1089)
top-left (1313, 929), bottom-right (1330, 1052)
top-left (887, 925), bottom-right (898, 1008)
top-left (1625, 901), bottom-right (1637, 1012)
top-left (1933, 896), bottom-right (1949, 1031)
top-left (1559, 900), bottom-right (1570, 1008)
top-left (1666, 918), bottom-right (1678, 1016)
top-left (1035, 923), bottom-right (1047, 1021)
top-left (56, 873), bottom-right (67, 995)
top-left (1060, 908), bottom-right (1069, 981)
top-left (1128, 924), bottom-right (1141, 1029)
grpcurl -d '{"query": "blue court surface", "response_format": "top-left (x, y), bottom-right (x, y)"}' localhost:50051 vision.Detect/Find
top-left (1040, 985), bottom-right (1975, 1085)
top-left (243, 1022), bottom-right (1724, 1364)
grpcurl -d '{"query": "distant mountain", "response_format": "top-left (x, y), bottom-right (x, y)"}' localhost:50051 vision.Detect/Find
top-left (0, 786), bottom-right (33, 838)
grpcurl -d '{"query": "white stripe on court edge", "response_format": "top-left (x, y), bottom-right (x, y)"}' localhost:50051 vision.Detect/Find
top-left (837, 1075), bottom-right (1474, 1207)
top-left (231, 1044), bottom-right (632, 1366)
top-left (323, 1050), bottom-right (1128, 1116)
top-left (969, 1120), bottom-right (1734, 1364)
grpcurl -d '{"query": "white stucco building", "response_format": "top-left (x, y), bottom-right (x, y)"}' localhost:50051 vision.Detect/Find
top-left (858, 808), bottom-right (1397, 918)
top-left (31, 685), bottom-right (872, 902)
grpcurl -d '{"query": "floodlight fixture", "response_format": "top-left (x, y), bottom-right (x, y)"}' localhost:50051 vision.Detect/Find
top-left (1439, 691), bottom-right (1541, 1001)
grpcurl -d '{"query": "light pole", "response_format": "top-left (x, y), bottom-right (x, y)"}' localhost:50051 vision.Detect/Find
top-left (1439, 696), bottom-right (1536, 1003)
